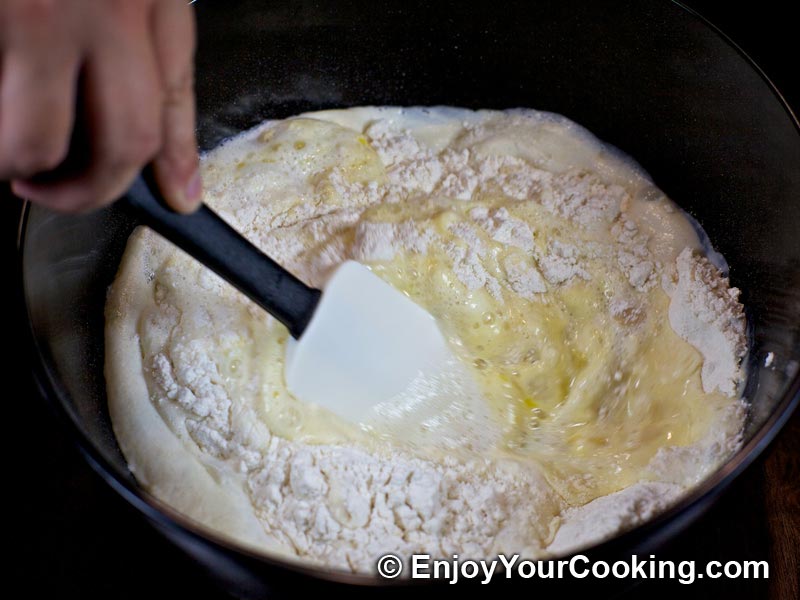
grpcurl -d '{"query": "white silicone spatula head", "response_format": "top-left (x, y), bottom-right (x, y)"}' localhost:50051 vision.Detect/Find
top-left (285, 261), bottom-right (453, 424)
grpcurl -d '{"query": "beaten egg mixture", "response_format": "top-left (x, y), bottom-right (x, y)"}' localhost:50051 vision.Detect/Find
top-left (105, 107), bottom-right (746, 569)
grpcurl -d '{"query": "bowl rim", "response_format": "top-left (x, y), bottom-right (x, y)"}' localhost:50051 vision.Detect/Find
top-left (16, 0), bottom-right (800, 586)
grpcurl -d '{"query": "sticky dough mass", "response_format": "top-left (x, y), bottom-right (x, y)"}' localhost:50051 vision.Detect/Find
top-left (105, 107), bottom-right (747, 571)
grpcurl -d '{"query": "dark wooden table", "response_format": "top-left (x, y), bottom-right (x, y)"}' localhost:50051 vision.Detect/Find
top-left (5, 2), bottom-right (798, 598)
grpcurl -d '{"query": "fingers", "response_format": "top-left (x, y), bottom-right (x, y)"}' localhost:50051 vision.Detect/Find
top-left (0, 14), bottom-right (79, 180)
top-left (14, 4), bottom-right (164, 212)
top-left (2, 1), bottom-right (200, 213)
top-left (151, 0), bottom-right (201, 213)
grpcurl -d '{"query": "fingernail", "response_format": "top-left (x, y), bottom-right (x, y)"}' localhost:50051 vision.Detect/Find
top-left (185, 169), bottom-right (202, 206)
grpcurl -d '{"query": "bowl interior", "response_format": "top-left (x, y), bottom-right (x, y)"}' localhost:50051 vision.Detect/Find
top-left (20, 0), bottom-right (800, 582)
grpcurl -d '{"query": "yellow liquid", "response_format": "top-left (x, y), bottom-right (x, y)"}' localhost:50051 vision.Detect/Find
top-left (358, 200), bottom-right (727, 505)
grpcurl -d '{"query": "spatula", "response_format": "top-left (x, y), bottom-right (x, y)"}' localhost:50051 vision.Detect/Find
top-left (125, 176), bottom-right (458, 427)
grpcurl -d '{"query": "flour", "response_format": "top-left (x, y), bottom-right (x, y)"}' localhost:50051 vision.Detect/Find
top-left (337, 121), bottom-right (617, 296)
top-left (107, 107), bottom-right (748, 574)
top-left (503, 254), bottom-right (548, 299)
top-left (446, 222), bottom-right (505, 298)
top-left (547, 482), bottom-right (684, 555)
top-left (664, 248), bottom-right (747, 397)
top-left (542, 170), bottom-right (625, 226)
top-left (612, 214), bottom-right (659, 291)
top-left (470, 206), bottom-right (536, 252)
top-left (536, 239), bottom-right (591, 285)
top-left (609, 296), bottom-right (645, 326)
top-left (246, 441), bottom-right (560, 571)
top-left (351, 220), bottom-right (436, 263)
top-left (355, 121), bottom-right (641, 295)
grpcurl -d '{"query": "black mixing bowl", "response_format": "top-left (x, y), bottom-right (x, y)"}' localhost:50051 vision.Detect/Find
top-left (18, 0), bottom-right (799, 596)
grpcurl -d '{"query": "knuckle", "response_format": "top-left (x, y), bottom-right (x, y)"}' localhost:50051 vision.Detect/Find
top-left (162, 69), bottom-right (194, 107)
top-left (111, 127), bottom-right (162, 167)
top-left (12, 139), bottom-right (67, 175)
top-left (130, 128), bottom-right (163, 162)
top-left (159, 147), bottom-right (197, 178)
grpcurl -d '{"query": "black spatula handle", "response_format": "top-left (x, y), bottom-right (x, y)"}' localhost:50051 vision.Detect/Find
top-left (125, 176), bottom-right (321, 339)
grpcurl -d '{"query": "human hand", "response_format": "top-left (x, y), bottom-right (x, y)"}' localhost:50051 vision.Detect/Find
top-left (0, 0), bottom-right (201, 213)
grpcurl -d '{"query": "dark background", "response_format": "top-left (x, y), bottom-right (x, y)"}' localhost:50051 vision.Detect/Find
top-left (5, 1), bottom-right (798, 598)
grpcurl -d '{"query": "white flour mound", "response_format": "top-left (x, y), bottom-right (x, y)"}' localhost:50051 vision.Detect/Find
top-left (664, 248), bottom-right (748, 396)
top-left (105, 107), bottom-right (748, 574)
top-left (247, 443), bottom-right (561, 572)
